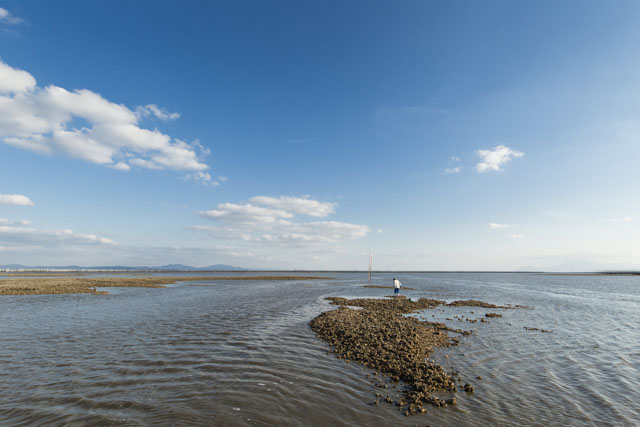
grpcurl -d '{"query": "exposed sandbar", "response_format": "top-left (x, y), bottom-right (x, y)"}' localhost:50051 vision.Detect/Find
top-left (0, 275), bottom-right (330, 296)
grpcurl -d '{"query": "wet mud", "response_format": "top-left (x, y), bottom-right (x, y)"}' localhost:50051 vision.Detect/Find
top-left (0, 275), bottom-right (330, 296)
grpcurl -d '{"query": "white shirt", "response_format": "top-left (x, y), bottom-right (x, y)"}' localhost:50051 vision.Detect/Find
top-left (393, 279), bottom-right (401, 289)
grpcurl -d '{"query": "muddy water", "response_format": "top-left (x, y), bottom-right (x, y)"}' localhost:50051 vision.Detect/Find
top-left (0, 273), bottom-right (638, 426)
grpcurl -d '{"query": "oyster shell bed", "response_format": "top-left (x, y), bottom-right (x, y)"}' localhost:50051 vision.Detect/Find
top-left (310, 296), bottom-right (484, 416)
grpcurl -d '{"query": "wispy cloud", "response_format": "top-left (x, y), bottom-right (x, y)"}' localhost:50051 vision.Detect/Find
top-left (193, 196), bottom-right (369, 246)
top-left (0, 7), bottom-right (24, 25)
top-left (0, 218), bottom-right (30, 226)
top-left (0, 59), bottom-right (212, 180)
top-left (0, 194), bottom-right (34, 206)
top-left (488, 222), bottom-right (509, 229)
top-left (183, 171), bottom-right (227, 187)
top-left (444, 166), bottom-right (461, 174)
top-left (509, 233), bottom-right (524, 239)
top-left (476, 145), bottom-right (524, 172)
top-left (135, 104), bottom-right (180, 121)
top-left (0, 221), bottom-right (116, 252)
top-left (444, 155), bottom-right (462, 173)
top-left (248, 195), bottom-right (335, 217)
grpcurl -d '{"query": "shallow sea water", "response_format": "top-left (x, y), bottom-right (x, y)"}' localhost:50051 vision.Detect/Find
top-left (0, 272), bottom-right (638, 426)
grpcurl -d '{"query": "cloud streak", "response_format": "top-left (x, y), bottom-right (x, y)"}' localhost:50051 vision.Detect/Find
top-left (0, 59), bottom-right (211, 178)
top-left (0, 222), bottom-right (116, 252)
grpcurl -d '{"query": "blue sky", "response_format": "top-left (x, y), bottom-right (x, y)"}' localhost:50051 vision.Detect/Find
top-left (1, 1), bottom-right (640, 270)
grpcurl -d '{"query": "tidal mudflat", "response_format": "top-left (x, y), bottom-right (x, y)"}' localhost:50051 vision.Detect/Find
top-left (1, 272), bottom-right (638, 425)
top-left (0, 275), bottom-right (330, 295)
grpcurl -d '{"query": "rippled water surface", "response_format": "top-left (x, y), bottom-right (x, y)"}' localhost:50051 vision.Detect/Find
top-left (1, 272), bottom-right (639, 426)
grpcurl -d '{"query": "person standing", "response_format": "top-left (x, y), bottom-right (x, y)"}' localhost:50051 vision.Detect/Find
top-left (393, 277), bottom-right (401, 296)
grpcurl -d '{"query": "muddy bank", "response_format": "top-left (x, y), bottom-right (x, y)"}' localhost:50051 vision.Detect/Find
top-left (0, 275), bottom-right (330, 296)
top-left (311, 296), bottom-right (474, 416)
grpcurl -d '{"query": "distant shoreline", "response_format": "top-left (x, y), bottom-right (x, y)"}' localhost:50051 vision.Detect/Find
top-left (2, 269), bottom-right (639, 276)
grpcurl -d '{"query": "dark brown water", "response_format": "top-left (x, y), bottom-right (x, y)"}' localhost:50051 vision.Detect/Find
top-left (1, 273), bottom-right (639, 426)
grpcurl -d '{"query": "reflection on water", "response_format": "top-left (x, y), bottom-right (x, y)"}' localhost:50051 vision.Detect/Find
top-left (0, 273), bottom-right (639, 426)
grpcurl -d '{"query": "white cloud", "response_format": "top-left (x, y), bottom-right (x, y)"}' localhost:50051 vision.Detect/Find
top-left (249, 195), bottom-right (335, 217)
top-left (111, 162), bottom-right (130, 171)
top-left (135, 104), bottom-right (180, 121)
top-left (194, 196), bottom-right (369, 245)
top-left (0, 222), bottom-right (116, 249)
top-left (129, 158), bottom-right (162, 170)
top-left (475, 145), bottom-right (524, 172)
top-left (451, 156), bottom-right (460, 162)
top-left (488, 222), bottom-right (509, 229)
top-left (0, 7), bottom-right (23, 25)
top-left (0, 60), bottom-right (36, 94)
top-left (0, 59), bottom-right (211, 178)
top-left (199, 203), bottom-right (293, 223)
top-left (0, 194), bottom-right (34, 206)
top-left (510, 233), bottom-right (524, 239)
top-left (444, 166), bottom-right (461, 174)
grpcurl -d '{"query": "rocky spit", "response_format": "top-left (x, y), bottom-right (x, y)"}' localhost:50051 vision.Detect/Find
top-left (310, 296), bottom-right (483, 416)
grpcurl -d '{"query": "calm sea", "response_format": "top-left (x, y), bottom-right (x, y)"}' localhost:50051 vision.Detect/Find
top-left (0, 272), bottom-right (638, 426)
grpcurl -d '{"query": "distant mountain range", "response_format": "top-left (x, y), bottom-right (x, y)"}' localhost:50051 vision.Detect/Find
top-left (0, 264), bottom-right (246, 271)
